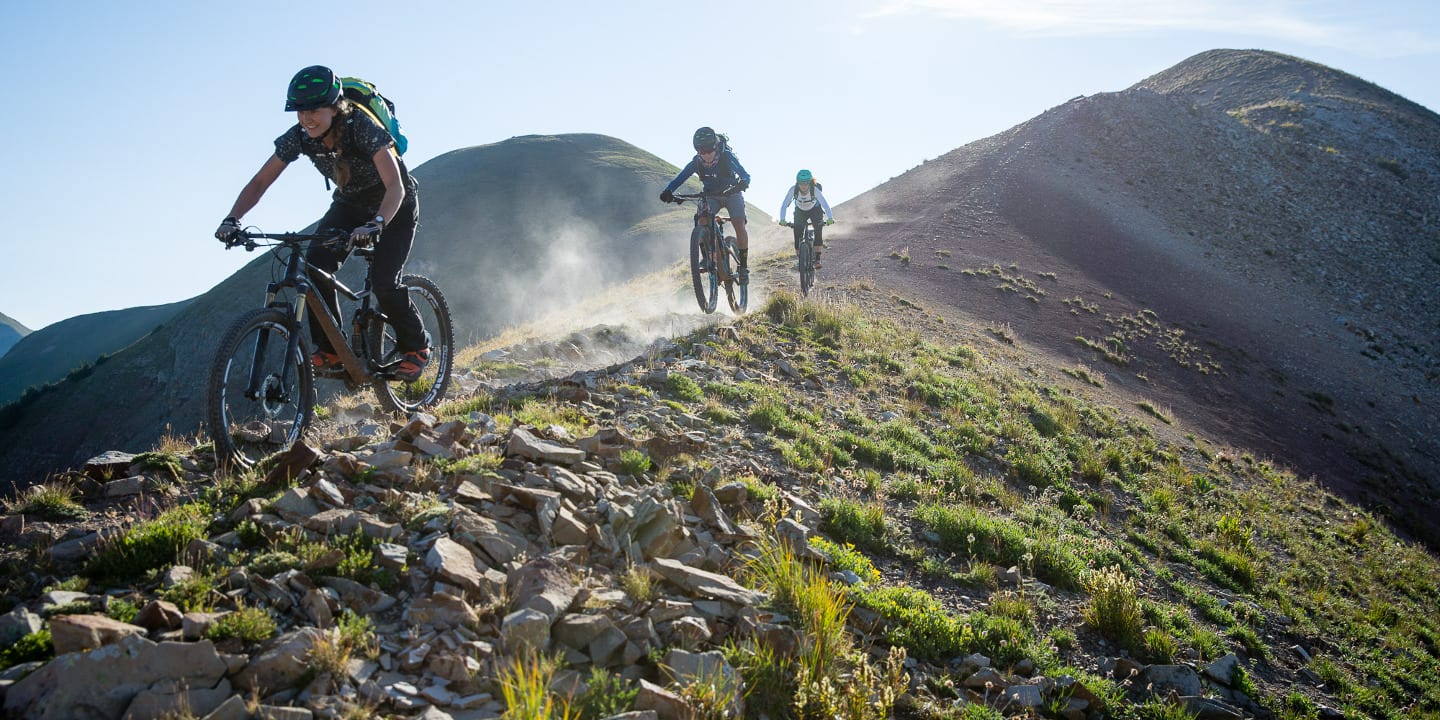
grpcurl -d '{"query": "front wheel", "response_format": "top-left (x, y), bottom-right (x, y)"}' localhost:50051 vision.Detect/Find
top-left (365, 274), bottom-right (455, 415)
top-left (206, 307), bottom-right (314, 472)
top-left (797, 237), bottom-right (815, 297)
top-left (690, 226), bottom-right (719, 314)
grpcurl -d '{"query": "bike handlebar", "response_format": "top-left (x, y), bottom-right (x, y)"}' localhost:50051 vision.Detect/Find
top-left (671, 186), bottom-right (742, 203)
top-left (220, 229), bottom-right (351, 252)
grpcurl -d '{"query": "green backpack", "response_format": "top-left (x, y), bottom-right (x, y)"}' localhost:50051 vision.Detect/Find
top-left (340, 77), bottom-right (408, 155)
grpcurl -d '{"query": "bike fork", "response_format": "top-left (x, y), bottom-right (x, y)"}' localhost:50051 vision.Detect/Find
top-left (250, 304), bottom-right (304, 403)
top-left (243, 329), bottom-right (273, 400)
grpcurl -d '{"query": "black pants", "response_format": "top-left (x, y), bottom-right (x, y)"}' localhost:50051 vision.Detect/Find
top-left (305, 195), bottom-right (426, 354)
top-left (792, 205), bottom-right (825, 247)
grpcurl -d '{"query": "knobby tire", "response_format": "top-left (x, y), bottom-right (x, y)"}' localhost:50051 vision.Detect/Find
top-left (798, 236), bottom-right (815, 297)
top-left (721, 235), bottom-right (747, 314)
top-left (206, 307), bottom-right (314, 472)
top-left (690, 226), bottom-right (718, 314)
top-left (364, 274), bottom-right (455, 414)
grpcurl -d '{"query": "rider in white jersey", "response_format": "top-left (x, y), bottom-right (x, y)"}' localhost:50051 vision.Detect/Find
top-left (778, 169), bottom-right (834, 267)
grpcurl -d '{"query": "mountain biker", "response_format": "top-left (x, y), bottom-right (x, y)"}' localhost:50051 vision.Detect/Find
top-left (659, 127), bottom-right (752, 283)
top-left (214, 65), bottom-right (430, 382)
top-left (778, 169), bottom-right (834, 268)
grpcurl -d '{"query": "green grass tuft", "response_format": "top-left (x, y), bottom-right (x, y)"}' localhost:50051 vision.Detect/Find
top-left (205, 605), bottom-right (277, 645)
top-left (85, 504), bottom-right (211, 583)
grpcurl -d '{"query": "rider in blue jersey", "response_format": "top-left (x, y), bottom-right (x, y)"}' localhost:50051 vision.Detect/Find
top-left (660, 127), bottom-right (752, 283)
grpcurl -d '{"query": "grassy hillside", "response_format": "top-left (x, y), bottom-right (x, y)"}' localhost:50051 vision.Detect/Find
top-left (823, 48), bottom-right (1440, 548)
top-left (2, 288), bottom-right (1435, 719)
top-left (0, 301), bottom-right (190, 407)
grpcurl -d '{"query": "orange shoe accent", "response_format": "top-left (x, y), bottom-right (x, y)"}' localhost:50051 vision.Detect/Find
top-left (311, 351), bottom-right (340, 368)
top-left (396, 348), bottom-right (430, 382)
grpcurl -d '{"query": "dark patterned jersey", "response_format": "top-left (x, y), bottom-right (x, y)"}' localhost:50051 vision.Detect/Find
top-left (662, 145), bottom-right (751, 195)
top-left (274, 110), bottom-right (416, 209)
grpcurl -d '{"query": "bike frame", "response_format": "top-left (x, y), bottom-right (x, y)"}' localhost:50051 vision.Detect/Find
top-left (675, 189), bottom-right (740, 276)
top-left (688, 201), bottom-right (723, 268)
top-left (235, 233), bottom-right (389, 394)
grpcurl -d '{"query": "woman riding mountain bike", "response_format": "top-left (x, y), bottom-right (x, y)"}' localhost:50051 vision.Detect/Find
top-left (215, 65), bottom-right (430, 382)
top-left (659, 127), bottom-right (752, 284)
top-left (778, 169), bottom-right (834, 268)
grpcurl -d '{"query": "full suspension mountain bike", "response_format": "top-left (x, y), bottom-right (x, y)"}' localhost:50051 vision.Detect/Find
top-left (207, 229), bottom-right (454, 470)
top-left (672, 189), bottom-right (747, 315)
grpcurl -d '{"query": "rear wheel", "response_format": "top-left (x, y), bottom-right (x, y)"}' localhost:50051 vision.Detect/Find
top-left (365, 275), bottom-right (455, 415)
top-left (721, 236), bottom-right (748, 314)
top-left (206, 308), bottom-right (314, 472)
top-left (690, 226), bottom-right (718, 314)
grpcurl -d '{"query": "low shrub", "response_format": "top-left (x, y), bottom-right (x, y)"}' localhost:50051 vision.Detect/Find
top-left (86, 504), bottom-right (211, 582)
top-left (205, 606), bottom-right (276, 645)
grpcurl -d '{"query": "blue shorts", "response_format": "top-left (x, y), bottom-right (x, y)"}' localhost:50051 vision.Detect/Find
top-left (702, 192), bottom-right (746, 222)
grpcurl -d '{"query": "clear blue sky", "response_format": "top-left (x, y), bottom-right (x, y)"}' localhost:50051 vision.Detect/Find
top-left (3, 0), bottom-right (1436, 330)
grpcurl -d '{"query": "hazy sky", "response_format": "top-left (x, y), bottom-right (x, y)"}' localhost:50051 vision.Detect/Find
top-left (3, 0), bottom-right (1437, 330)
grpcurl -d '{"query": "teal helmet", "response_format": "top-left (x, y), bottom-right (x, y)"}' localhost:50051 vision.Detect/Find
top-left (796, 169), bottom-right (813, 184)
top-left (285, 65), bottom-right (342, 111)
top-left (692, 126), bottom-right (718, 152)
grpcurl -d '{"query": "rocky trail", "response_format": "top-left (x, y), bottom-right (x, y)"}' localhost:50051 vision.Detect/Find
top-left (7, 288), bottom-right (1429, 719)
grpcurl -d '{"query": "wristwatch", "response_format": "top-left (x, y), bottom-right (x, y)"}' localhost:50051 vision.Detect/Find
top-left (373, 214), bottom-right (385, 229)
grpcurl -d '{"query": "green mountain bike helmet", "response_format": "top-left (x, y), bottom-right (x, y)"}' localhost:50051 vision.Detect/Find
top-left (693, 126), bottom-right (719, 152)
top-left (285, 65), bottom-right (342, 112)
top-left (796, 169), bottom-right (813, 184)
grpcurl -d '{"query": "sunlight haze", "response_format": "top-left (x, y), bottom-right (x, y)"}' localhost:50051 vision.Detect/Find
top-left (2, 0), bottom-right (1436, 330)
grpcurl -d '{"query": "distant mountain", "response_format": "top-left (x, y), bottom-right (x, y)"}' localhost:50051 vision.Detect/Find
top-left (0, 312), bottom-right (28, 358)
top-left (0, 301), bottom-right (190, 407)
top-left (826, 49), bottom-right (1440, 543)
top-left (0, 133), bottom-right (763, 487)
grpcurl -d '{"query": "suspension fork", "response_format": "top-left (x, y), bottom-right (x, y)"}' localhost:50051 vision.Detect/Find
top-left (244, 327), bottom-right (275, 401)
top-left (245, 253), bottom-right (307, 400)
